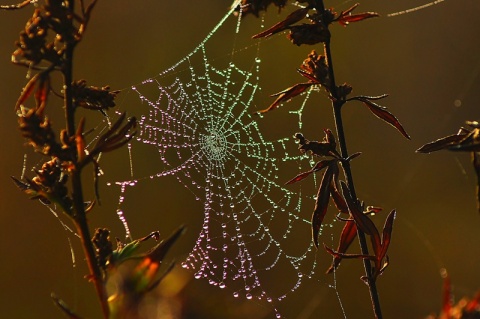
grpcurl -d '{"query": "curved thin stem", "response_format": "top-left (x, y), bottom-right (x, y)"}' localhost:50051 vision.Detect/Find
top-left (62, 1), bottom-right (109, 317)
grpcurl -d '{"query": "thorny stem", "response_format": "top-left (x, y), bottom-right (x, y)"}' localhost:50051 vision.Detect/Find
top-left (63, 1), bottom-right (109, 317)
top-left (316, 1), bottom-right (383, 318)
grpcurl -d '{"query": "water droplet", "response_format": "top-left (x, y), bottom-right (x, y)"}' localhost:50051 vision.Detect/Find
top-left (246, 293), bottom-right (252, 300)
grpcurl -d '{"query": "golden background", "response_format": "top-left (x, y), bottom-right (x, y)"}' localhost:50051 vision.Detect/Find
top-left (1, 1), bottom-right (480, 318)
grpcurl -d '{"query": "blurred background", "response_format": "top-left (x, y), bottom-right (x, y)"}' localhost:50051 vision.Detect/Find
top-left (1, 0), bottom-right (480, 318)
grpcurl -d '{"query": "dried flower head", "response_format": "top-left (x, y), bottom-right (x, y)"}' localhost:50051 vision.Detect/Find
top-left (72, 80), bottom-right (119, 112)
top-left (17, 104), bottom-right (67, 157)
top-left (93, 228), bottom-right (114, 274)
top-left (299, 50), bottom-right (331, 89)
top-left (234, 0), bottom-right (287, 17)
top-left (294, 130), bottom-right (338, 157)
top-left (287, 23), bottom-right (330, 46)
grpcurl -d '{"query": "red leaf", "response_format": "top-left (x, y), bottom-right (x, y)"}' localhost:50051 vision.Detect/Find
top-left (257, 82), bottom-right (313, 114)
top-left (285, 159), bottom-right (331, 185)
top-left (416, 133), bottom-right (468, 153)
top-left (359, 98), bottom-right (410, 139)
top-left (252, 7), bottom-right (309, 39)
top-left (440, 269), bottom-right (452, 318)
top-left (326, 220), bottom-right (357, 273)
top-left (465, 291), bottom-right (480, 312)
top-left (15, 73), bottom-right (39, 111)
top-left (285, 170), bottom-right (314, 185)
top-left (337, 12), bottom-right (379, 26)
top-left (330, 181), bottom-right (348, 214)
top-left (329, 165), bottom-right (349, 214)
top-left (378, 210), bottom-right (396, 259)
top-left (338, 3), bottom-right (360, 16)
top-left (34, 74), bottom-right (50, 109)
top-left (365, 206), bottom-right (382, 215)
top-left (346, 152), bottom-right (362, 161)
top-left (340, 182), bottom-right (381, 254)
top-left (297, 68), bottom-right (320, 83)
top-left (312, 164), bottom-right (335, 247)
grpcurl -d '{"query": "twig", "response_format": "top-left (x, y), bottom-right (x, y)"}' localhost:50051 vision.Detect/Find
top-left (0, 0), bottom-right (35, 10)
top-left (62, 1), bottom-right (109, 317)
top-left (314, 0), bottom-right (383, 317)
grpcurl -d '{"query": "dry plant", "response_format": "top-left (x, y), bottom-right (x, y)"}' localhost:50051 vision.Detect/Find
top-left (2, 1), bottom-right (183, 318)
top-left (3, 0), bottom-right (479, 318)
top-left (238, 0), bottom-right (410, 318)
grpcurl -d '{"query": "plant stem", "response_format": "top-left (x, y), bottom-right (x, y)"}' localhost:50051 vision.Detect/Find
top-left (332, 100), bottom-right (383, 319)
top-left (72, 174), bottom-right (110, 318)
top-left (62, 1), bottom-right (109, 317)
top-left (318, 2), bottom-right (383, 317)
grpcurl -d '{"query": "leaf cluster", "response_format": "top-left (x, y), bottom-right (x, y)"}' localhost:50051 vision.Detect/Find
top-left (4, 1), bottom-right (182, 318)
top-left (249, 2), bottom-right (411, 302)
top-left (287, 130), bottom-right (394, 282)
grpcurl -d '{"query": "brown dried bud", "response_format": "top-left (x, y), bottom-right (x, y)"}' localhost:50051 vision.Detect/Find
top-left (295, 130), bottom-right (339, 158)
top-left (234, 0), bottom-right (287, 17)
top-left (337, 83), bottom-right (353, 101)
top-left (72, 80), bottom-right (119, 112)
top-left (28, 158), bottom-right (71, 208)
top-left (32, 158), bottom-right (67, 189)
top-left (18, 105), bottom-right (65, 157)
top-left (287, 23), bottom-right (330, 46)
top-left (13, 9), bottom-right (48, 65)
top-left (299, 50), bottom-right (331, 89)
top-left (92, 228), bottom-right (113, 272)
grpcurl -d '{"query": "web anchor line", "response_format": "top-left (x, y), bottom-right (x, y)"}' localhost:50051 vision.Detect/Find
top-left (386, 0), bottom-right (446, 17)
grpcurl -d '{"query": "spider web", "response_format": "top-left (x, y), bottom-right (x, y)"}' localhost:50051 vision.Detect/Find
top-left (103, 1), bottom-right (451, 317)
top-left (105, 3), bottom-right (332, 317)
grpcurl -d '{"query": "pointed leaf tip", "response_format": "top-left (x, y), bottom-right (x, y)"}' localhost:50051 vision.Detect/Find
top-left (258, 83), bottom-right (313, 114)
top-left (338, 12), bottom-right (380, 26)
top-left (357, 98), bottom-right (410, 139)
top-left (147, 226), bottom-right (185, 262)
top-left (416, 134), bottom-right (467, 153)
top-left (326, 220), bottom-right (357, 273)
top-left (312, 165), bottom-right (335, 247)
top-left (286, 159), bottom-right (331, 185)
top-left (379, 210), bottom-right (396, 259)
top-left (252, 7), bottom-right (309, 39)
